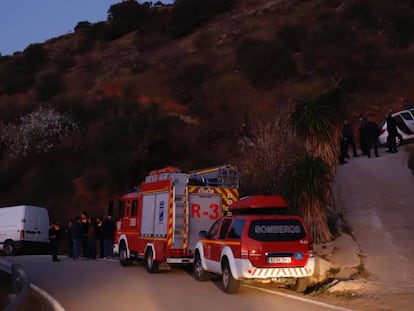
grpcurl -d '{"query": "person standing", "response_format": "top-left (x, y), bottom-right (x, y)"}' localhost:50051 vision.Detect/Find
top-left (49, 220), bottom-right (62, 262)
top-left (96, 216), bottom-right (104, 259)
top-left (358, 114), bottom-right (368, 155)
top-left (80, 211), bottom-right (89, 257)
top-left (339, 134), bottom-right (348, 165)
top-left (69, 217), bottom-right (81, 260)
top-left (365, 116), bottom-right (380, 158)
top-left (102, 215), bottom-right (115, 258)
top-left (87, 217), bottom-right (98, 260)
top-left (343, 119), bottom-right (358, 157)
top-left (66, 219), bottom-right (73, 258)
top-left (386, 110), bottom-right (398, 153)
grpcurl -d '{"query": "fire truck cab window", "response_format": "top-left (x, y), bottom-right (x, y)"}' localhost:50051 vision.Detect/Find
top-left (219, 219), bottom-right (232, 239)
top-left (131, 200), bottom-right (138, 217)
top-left (119, 202), bottom-right (125, 218)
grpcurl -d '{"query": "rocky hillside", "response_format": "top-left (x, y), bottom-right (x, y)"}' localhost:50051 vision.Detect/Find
top-left (1, 0), bottom-right (414, 219)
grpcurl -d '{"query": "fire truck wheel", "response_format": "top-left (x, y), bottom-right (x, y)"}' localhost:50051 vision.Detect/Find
top-left (193, 253), bottom-right (210, 282)
top-left (119, 244), bottom-right (132, 267)
top-left (145, 249), bottom-right (159, 273)
top-left (291, 278), bottom-right (308, 293)
top-left (221, 260), bottom-right (240, 294)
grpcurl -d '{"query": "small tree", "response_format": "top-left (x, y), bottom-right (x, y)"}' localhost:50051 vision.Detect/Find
top-left (35, 72), bottom-right (65, 101)
top-left (0, 106), bottom-right (79, 158)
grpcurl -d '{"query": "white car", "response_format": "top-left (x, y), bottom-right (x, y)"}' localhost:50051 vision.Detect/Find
top-left (378, 109), bottom-right (414, 146)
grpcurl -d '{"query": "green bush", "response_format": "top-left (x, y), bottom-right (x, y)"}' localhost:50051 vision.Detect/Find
top-left (278, 23), bottom-right (308, 52)
top-left (76, 38), bottom-right (95, 54)
top-left (0, 73), bottom-right (35, 95)
top-left (175, 62), bottom-right (213, 90)
top-left (309, 19), bottom-right (352, 45)
top-left (22, 44), bottom-right (48, 73)
top-left (0, 54), bottom-right (39, 94)
top-left (30, 160), bottom-right (75, 198)
top-left (388, 12), bottom-right (414, 48)
top-left (76, 22), bottom-right (107, 54)
top-left (168, 0), bottom-right (235, 38)
top-left (106, 0), bottom-right (166, 40)
top-left (0, 166), bottom-right (22, 194)
top-left (343, 0), bottom-right (375, 28)
top-left (0, 43), bottom-right (47, 94)
top-left (54, 54), bottom-right (76, 72)
top-left (35, 72), bottom-right (65, 101)
top-left (236, 38), bottom-right (296, 88)
top-left (74, 21), bottom-right (92, 32)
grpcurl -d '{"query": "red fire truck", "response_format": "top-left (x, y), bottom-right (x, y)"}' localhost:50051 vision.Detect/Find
top-left (111, 165), bottom-right (239, 272)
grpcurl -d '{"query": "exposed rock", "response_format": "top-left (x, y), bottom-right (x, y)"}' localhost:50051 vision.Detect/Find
top-left (327, 280), bottom-right (369, 293)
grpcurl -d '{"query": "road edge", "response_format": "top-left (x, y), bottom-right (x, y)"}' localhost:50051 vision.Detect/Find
top-left (244, 284), bottom-right (354, 311)
top-left (30, 283), bottom-right (65, 311)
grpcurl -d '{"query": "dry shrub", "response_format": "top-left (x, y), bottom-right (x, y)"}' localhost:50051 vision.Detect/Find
top-left (237, 111), bottom-right (305, 195)
top-left (192, 32), bottom-right (214, 51)
top-left (135, 33), bottom-right (169, 52)
top-left (197, 73), bottom-right (249, 121)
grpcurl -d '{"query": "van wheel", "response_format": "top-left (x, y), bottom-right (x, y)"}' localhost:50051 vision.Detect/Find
top-left (4, 241), bottom-right (15, 256)
top-left (222, 260), bottom-right (240, 293)
top-left (119, 244), bottom-right (132, 267)
top-left (292, 278), bottom-right (308, 293)
top-left (145, 249), bottom-right (159, 273)
top-left (193, 253), bottom-right (210, 281)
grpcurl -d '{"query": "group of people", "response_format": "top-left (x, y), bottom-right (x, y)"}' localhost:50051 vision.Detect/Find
top-left (340, 110), bottom-right (398, 165)
top-left (48, 212), bottom-right (116, 262)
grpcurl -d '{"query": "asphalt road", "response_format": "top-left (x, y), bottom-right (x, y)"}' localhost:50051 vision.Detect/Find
top-left (6, 145), bottom-right (414, 310)
top-left (333, 144), bottom-right (414, 310)
top-left (6, 256), bottom-right (348, 311)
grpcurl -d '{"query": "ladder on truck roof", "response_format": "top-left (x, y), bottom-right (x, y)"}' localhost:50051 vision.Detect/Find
top-left (188, 164), bottom-right (238, 188)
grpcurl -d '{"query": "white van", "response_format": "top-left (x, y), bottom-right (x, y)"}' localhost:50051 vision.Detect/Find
top-left (0, 205), bottom-right (50, 255)
top-left (379, 109), bottom-right (414, 146)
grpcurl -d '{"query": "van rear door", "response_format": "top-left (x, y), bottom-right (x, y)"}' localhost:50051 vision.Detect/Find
top-left (23, 206), bottom-right (49, 243)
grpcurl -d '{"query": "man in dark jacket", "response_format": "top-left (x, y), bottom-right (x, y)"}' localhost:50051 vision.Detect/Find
top-left (358, 114), bottom-right (368, 155)
top-left (386, 110), bottom-right (398, 153)
top-left (96, 216), bottom-right (104, 258)
top-left (80, 211), bottom-right (89, 257)
top-left (49, 220), bottom-right (62, 262)
top-left (342, 119), bottom-right (358, 158)
top-left (365, 116), bottom-right (380, 158)
top-left (102, 215), bottom-right (115, 258)
top-left (69, 217), bottom-right (82, 260)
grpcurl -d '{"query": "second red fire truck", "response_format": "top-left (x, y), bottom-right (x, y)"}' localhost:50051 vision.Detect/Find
top-left (111, 165), bottom-right (239, 272)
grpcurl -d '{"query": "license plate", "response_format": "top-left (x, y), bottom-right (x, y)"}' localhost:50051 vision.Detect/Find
top-left (267, 256), bottom-right (291, 264)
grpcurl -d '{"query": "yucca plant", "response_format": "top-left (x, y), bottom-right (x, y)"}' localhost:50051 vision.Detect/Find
top-left (288, 81), bottom-right (350, 243)
top-left (281, 155), bottom-right (332, 243)
top-left (289, 83), bottom-right (348, 177)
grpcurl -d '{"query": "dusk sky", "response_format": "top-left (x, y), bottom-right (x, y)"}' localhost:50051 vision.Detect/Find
top-left (0, 0), bottom-right (174, 56)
